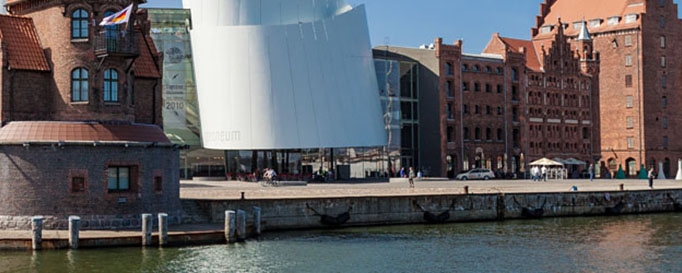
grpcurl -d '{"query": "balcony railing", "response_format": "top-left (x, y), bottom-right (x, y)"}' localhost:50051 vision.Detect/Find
top-left (95, 30), bottom-right (139, 57)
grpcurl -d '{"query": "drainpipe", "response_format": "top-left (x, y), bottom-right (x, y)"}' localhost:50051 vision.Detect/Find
top-left (636, 28), bottom-right (643, 167)
top-left (8, 66), bottom-right (15, 121)
top-left (152, 81), bottom-right (158, 125)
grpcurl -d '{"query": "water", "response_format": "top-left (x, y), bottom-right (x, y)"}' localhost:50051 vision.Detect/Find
top-left (1, 213), bottom-right (681, 273)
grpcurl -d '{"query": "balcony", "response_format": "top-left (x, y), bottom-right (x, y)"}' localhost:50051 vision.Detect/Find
top-left (95, 31), bottom-right (139, 58)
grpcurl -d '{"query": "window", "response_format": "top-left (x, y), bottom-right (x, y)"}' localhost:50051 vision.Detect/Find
top-left (624, 14), bottom-right (637, 23)
top-left (589, 19), bottom-right (601, 28)
top-left (497, 106), bottom-right (503, 115)
top-left (612, 39), bottom-right (619, 48)
top-left (662, 75), bottom-right (667, 88)
top-left (626, 117), bottom-right (634, 129)
top-left (659, 0), bottom-right (665, 7)
top-left (474, 82), bottom-right (480, 92)
top-left (446, 62), bottom-right (453, 76)
top-left (485, 66), bottom-right (491, 73)
top-left (660, 36), bottom-right (666, 48)
top-left (462, 64), bottom-right (468, 72)
top-left (485, 84), bottom-right (491, 93)
top-left (608, 16), bottom-right (620, 25)
top-left (662, 96), bottom-right (667, 108)
top-left (71, 177), bottom-right (85, 193)
top-left (486, 105), bottom-right (491, 115)
top-left (474, 105), bottom-right (480, 114)
top-left (626, 96), bottom-right (633, 108)
top-left (463, 127), bottom-right (470, 140)
top-left (473, 65), bottom-right (480, 72)
top-left (625, 75), bottom-right (632, 88)
top-left (661, 56), bottom-right (666, 68)
top-left (71, 9), bottom-right (89, 39)
top-left (104, 69), bottom-right (119, 102)
top-left (663, 117), bottom-right (668, 129)
top-left (496, 67), bottom-right (502, 74)
top-left (573, 21), bottom-right (585, 30)
top-left (447, 127), bottom-right (454, 143)
top-left (625, 36), bottom-right (632, 46)
top-left (660, 16), bottom-right (666, 28)
top-left (71, 68), bottom-right (89, 102)
top-left (625, 55), bottom-right (632, 66)
top-left (627, 137), bottom-right (635, 149)
top-left (496, 85), bottom-right (503, 93)
top-left (108, 167), bottom-right (131, 191)
top-left (463, 104), bottom-right (469, 114)
top-left (486, 128), bottom-right (492, 140)
top-left (462, 82), bottom-right (469, 91)
top-left (497, 128), bottom-right (503, 141)
top-left (664, 136), bottom-right (669, 149)
top-left (446, 80), bottom-right (454, 97)
top-left (540, 25), bottom-right (553, 34)
top-left (154, 176), bottom-right (163, 193)
top-left (475, 128), bottom-right (481, 140)
top-left (446, 103), bottom-right (453, 120)
top-left (511, 68), bottom-right (519, 81)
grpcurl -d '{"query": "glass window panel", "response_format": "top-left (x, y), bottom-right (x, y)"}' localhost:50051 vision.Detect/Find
top-left (119, 167), bottom-right (130, 190)
top-left (112, 82), bottom-right (118, 101)
top-left (108, 168), bottom-right (118, 190)
top-left (82, 81), bottom-right (88, 101)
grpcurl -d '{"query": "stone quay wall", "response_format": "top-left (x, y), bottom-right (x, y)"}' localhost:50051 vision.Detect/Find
top-left (186, 190), bottom-right (682, 231)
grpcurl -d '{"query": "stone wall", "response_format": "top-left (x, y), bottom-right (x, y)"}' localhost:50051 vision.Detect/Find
top-left (0, 144), bottom-right (181, 230)
top-left (186, 190), bottom-right (682, 231)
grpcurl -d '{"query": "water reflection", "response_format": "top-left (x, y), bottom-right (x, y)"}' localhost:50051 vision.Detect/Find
top-left (1, 214), bottom-right (680, 273)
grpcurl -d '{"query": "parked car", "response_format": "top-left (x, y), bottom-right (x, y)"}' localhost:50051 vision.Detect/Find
top-left (456, 169), bottom-right (495, 180)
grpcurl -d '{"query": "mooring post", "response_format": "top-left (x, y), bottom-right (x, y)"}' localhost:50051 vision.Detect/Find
top-left (158, 213), bottom-right (168, 246)
top-left (253, 207), bottom-right (262, 236)
top-left (241, 192), bottom-right (245, 200)
top-left (236, 210), bottom-right (247, 241)
top-left (464, 186), bottom-right (470, 195)
top-left (141, 214), bottom-right (153, 246)
top-left (224, 210), bottom-right (236, 243)
top-left (31, 216), bottom-right (44, 250)
top-left (68, 216), bottom-right (80, 249)
top-left (620, 184), bottom-right (625, 191)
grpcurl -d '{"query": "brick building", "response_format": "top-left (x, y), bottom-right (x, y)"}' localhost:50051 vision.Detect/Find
top-left (0, 0), bottom-right (180, 230)
top-left (532, 0), bottom-right (682, 178)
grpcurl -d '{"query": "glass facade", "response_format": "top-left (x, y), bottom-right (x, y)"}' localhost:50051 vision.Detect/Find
top-left (148, 9), bottom-right (224, 179)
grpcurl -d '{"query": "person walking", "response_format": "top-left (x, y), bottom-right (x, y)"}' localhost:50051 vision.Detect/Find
top-left (588, 164), bottom-right (595, 182)
top-left (532, 166), bottom-right (539, 182)
top-left (408, 167), bottom-right (415, 188)
top-left (399, 167), bottom-right (405, 178)
top-left (648, 167), bottom-right (655, 189)
top-left (541, 166), bottom-right (548, 182)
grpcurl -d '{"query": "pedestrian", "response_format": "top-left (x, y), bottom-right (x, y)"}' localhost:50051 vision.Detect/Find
top-left (417, 169), bottom-right (423, 180)
top-left (588, 163), bottom-right (594, 182)
top-left (532, 166), bottom-right (539, 182)
top-left (541, 166), bottom-right (548, 182)
top-left (408, 167), bottom-right (415, 188)
top-left (399, 167), bottom-right (405, 178)
top-left (648, 167), bottom-right (655, 189)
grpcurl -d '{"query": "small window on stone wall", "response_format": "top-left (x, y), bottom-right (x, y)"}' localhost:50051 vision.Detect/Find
top-left (72, 177), bottom-right (85, 193)
top-left (108, 166), bottom-right (133, 192)
top-left (154, 176), bottom-right (163, 193)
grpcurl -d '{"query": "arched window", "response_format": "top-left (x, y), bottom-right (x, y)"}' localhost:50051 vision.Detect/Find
top-left (104, 69), bottom-right (119, 102)
top-left (71, 68), bottom-right (88, 102)
top-left (71, 9), bottom-right (89, 39)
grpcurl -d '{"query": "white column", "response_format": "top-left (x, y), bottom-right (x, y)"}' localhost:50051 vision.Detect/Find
top-left (141, 214), bottom-right (153, 246)
top-left (224, 210), bottom-right (236, 243)
top-left (676, 159), bottom-right (682, 181)
top-left (236, 210), bottom-right (246, 241)
top-left (68, 216), bottom-right (80, 249)
top-left (31, 216), bottom-right (43, 250)
top-left (252, 207), bottom-right (262, 236)
top-left (158, 213), bottom-right (168, 246)
top-left (657, 162), bottom-right (666, 180)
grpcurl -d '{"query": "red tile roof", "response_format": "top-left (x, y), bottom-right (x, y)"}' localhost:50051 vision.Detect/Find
top-left (498, 36), bottom-right (543, 72)
top-left (134, 31), bottom-right (162, 78)
top-left (536, 0), bottom-right (644, 37)
top-left (0, 14), bottom-right (50, 71)
top-left (0, 121), bottom-right (170, 143)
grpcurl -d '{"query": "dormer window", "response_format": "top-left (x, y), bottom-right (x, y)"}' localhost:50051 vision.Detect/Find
top-left (540, 25), bottom-right (553, 34)
top-left (608, 16), bottom-right (621, 25)
top-left (624, 14), bottom-right (638, 23)
top-left (573, 21), bottom-right (585, 30)
top-left (589, 19), bottom-right (602, 28)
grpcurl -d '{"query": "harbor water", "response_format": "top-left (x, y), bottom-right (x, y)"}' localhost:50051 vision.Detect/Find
top-left (1, 213), bottom-right (680, 272)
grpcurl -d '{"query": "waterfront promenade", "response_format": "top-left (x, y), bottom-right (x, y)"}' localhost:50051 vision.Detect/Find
top-left (181, 178), bottom-right (682, 200)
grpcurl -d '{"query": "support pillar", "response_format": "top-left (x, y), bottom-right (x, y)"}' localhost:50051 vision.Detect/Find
top-left (68, 216), bottom-right (80, 249)
top-left (676, 159), bottom-right (682, 181)
top-left (253, 207), bottom-right (262, 236)
top-left (236, 210), bottom-right (246, 241)
top-left (224, 210), bottom-right (236, 243)
top-left (31, 216), bottom-right (43, 250)
top-left (141, 214), bottom-right (153, 246)
top-left (158, 213), bottom-right (168, 246)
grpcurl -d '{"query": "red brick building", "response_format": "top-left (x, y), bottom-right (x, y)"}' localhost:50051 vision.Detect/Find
top-left (532, 0), bottom-right (682, 178)
top-left (0, 0), bottom-right (179, 230)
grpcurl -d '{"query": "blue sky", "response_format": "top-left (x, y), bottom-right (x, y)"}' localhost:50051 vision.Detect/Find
top-left (143, 0), bottom-right (682, 53)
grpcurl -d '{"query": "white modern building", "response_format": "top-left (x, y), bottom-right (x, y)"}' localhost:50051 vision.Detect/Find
top-left (183, 0), bottom-right (386, 151)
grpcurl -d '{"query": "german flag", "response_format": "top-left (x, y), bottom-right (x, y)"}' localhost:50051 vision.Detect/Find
top-left (99, 4), bottom-right (133, 26)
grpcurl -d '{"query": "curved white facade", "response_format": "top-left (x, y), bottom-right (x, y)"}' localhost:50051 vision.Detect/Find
top-left (183, 0), bottom-right (386, 150)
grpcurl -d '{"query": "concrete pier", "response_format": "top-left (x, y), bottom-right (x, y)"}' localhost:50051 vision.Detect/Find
top-left (236, 210), bottom-right (246, 241)
top-left (141, 214), bottom-right (152, 246)
top-left (31, 216), bottom-right (43, 250)
top-left (68, 216), bottom-right (80, 249)
top-left (253, 207), bottom-right (262, 236)
top-left (158, 213), bottom-right (168, 246)
top-left (224, 210), bottom-right (236, 243)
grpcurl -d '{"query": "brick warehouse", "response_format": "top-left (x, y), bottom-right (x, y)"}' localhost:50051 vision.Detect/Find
top-left (0, 0), bottom-right (180, 230)
top-left (532, 0), bottom-right (682, 178)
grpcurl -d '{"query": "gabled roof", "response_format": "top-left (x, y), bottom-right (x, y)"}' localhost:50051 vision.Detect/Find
top-left (498, 36), bottom-right (543, 72)
top-left (0, 14), bottom-right (50, 71)
top-left (535, 0), bottom-right (644, 37)
top-left (134, 31), bottom-right (161, 78)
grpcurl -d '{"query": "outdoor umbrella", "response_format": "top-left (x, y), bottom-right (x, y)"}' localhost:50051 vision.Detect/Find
top-left (529, 158), bottom-right (564, 166)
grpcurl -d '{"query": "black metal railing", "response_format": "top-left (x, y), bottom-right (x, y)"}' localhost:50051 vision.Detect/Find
top-left (95, 30), bottom-right (139, 57)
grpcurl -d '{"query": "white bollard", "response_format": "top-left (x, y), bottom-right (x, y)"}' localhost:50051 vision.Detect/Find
top-left (224, 210), bottom-right (236, 243)
top-left (676, 159), bottom-right (682, 181)
top-left (236, 210), bottom-right (246, 241)
top-left (253, 207), bottom-right (262, 236)
top-left (68, 216), bottom-right (80, 249)
top-left (31, 216), bottom-right (44, 250)
top-left (658, 162), bottom-right (666, 180)
top-left (158, 213), bottom-right (168, 246)
top-left (141, 214), bottom-right (153, 246)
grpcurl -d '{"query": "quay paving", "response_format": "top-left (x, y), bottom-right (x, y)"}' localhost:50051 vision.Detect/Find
top-left (181, 179), bottom-right (682, 200)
